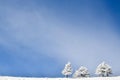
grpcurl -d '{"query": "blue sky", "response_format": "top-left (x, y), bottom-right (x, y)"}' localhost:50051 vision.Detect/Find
top-left (0, 0), bottom-right (120, 77)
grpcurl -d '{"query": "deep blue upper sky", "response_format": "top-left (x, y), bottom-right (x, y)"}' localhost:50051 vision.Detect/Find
top-left (0, 0), bottom-right (120, 77)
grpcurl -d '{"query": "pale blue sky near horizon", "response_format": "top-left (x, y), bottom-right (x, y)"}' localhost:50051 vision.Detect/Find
top-left (0, 0), bottom-right (120, 77)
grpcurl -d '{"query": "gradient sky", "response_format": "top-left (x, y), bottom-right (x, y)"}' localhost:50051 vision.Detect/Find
top-left (0, 0), bottom-right (120, 77)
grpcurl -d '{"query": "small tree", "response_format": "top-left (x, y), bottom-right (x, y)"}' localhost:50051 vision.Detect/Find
top-left (62, 62), bottom-right (72, 78)
top-left (95, 62), bottom-right (112, 77)
top-left (73, 66), bottom-right (89, 78)
top-left (73, 69), bottom-right (80, 78)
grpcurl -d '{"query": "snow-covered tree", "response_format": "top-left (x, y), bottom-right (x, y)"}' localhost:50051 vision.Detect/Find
top-left (95, 62), bottom-right (112, 77)
top-left (73, 66), bottom-right (89, 78)
top-left (62, 62), bottom-right (72, 78)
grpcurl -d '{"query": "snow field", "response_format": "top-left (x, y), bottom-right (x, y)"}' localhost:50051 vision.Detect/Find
top-left (0, 76), bottom-right (120, 80)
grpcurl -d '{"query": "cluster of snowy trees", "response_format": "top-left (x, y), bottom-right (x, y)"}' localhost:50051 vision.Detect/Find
top-left (62, 62), bottom-right (112, 78)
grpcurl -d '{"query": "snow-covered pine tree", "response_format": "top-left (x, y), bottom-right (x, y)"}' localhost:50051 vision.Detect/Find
top-left (73, 69), bottom-right (80, 78)
top-left (62, 62), bottom-right (72, 78)
top-left (73, 66), bottom-right (89, 78)
top-left (95, 61), bottom-right (112, 77)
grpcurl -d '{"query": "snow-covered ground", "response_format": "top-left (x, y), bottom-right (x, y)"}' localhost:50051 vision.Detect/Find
top-left (0, 76), bottom-right (120, 80)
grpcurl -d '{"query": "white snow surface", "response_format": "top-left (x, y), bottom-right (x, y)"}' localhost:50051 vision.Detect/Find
top-left (0, 76), bottom-right (120, 80)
